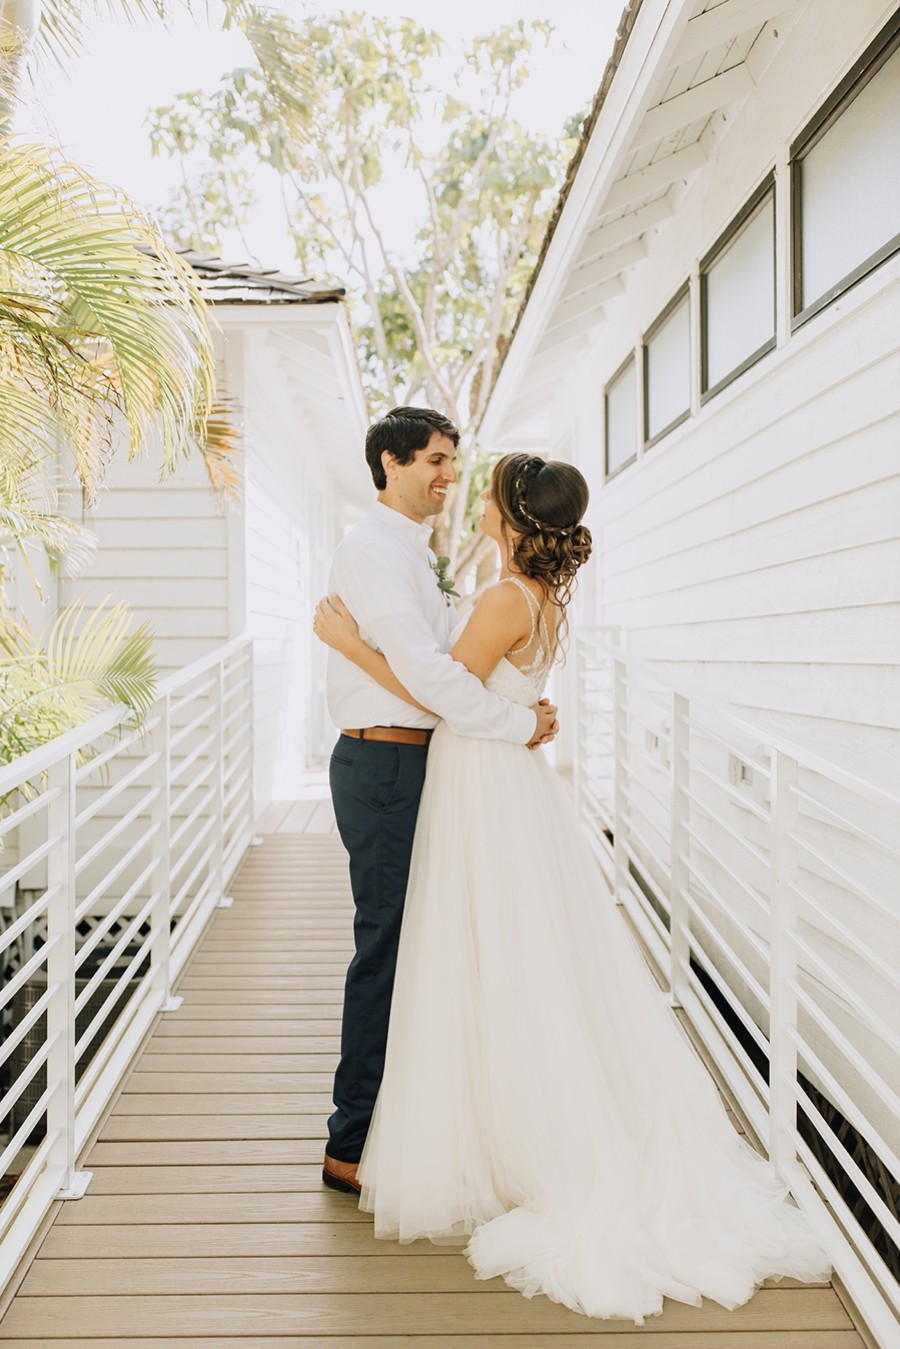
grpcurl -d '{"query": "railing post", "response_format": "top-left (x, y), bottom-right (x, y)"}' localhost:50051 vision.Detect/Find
top-left (669, 692), bottom-right (690, 1007)
top-left (214, 657), bottom-right (232, 905)
top-left (150, 693), bottom-right (180, 1012)
top-left (248, 643), bottom-right (262, 846)
top-left (769, 747), bottom-right (799, 1176)
top-left (612, 654), bottom-right (627, 905)
top-left (45, 753), bottom-right (90, 1199)
top-left (573, 636), bottom-right (585, 830)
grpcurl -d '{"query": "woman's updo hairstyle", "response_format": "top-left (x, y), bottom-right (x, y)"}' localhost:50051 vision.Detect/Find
top-left (490, 452), bottom-right (592, 648)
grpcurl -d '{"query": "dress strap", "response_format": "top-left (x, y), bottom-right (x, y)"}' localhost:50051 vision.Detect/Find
top-left (502, 577), bottom-right (539, 656)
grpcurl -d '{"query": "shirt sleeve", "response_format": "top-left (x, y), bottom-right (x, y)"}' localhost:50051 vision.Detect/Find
top-left (335, 542), bottom-right (537, 744)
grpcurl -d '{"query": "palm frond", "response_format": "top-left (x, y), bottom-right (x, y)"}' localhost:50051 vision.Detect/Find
top-left (0, 598), bottom-right (157, 766)
top-left (194, 398), bottom-right (242, 507)
top-left (224, 0), bottom-right (314, 138)
top-left (0, 139), bottom-right (215, 492)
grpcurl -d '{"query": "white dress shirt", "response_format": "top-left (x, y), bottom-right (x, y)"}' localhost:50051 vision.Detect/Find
top-left (326, 502), bottom-right (536, 744)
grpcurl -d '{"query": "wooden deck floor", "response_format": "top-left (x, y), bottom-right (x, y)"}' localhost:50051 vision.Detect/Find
top-left (0, 831), bottom-right (864, 1347)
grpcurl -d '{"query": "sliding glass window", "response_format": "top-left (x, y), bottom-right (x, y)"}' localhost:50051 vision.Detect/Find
top-left (604, 355), bottom-right (637, 479)
top-left (700, 176), bottom-right (775, 402)
top-left (792, 12), bottom-right (900, 326)
top-left (643, 285), bottom-right (690, 447)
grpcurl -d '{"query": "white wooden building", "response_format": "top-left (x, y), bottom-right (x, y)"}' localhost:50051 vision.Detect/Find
top-left (483, 0), bottom-right (900, 793)
top-left (60, 255), bottom-right (370, 813)
top-left (482, 0), bottom-right (900, 1330)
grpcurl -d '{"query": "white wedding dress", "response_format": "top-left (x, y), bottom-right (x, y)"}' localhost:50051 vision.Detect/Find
top-left (357, 581), bottom-right (829, 1323)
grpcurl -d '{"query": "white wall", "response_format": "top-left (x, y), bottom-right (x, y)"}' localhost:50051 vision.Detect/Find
top-left (553, 0), bottom-right (900, 792)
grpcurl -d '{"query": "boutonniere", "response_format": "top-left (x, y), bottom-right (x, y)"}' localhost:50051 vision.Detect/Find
top-left (431, 555), bottom-right (460, 604)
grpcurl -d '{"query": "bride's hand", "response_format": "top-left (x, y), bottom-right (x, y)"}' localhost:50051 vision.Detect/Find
top-left (313, 594), bottom-right (361, 654)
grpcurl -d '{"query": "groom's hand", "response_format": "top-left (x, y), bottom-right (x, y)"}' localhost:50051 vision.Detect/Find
top-left (528, 698), bottom-right (559, 750)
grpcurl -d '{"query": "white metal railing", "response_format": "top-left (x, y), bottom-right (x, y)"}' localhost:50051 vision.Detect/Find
top-left (0, 635), bottom-right (254, 1292)
top-left (575, 629), bottom-right (900, 1349)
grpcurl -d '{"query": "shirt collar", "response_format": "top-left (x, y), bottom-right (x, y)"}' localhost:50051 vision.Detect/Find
top-left (369, 501), bottom-right (433, 551)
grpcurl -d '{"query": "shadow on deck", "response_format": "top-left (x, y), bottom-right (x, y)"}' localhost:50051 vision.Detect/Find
top-left (0, 829), bottom-right (865, 1346)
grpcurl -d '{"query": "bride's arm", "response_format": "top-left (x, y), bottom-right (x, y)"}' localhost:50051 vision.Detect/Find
top-left (313, 596), bottom-right (433, 712)
top-left (314, 582), bottom-right (532, 696)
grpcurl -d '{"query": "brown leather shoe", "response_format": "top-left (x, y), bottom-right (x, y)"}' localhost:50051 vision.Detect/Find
top-left (322, 1153), bottom-right (361, 1195)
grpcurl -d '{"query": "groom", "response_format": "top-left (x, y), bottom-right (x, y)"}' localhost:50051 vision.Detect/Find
top-left (320, 406), bottom-right (558, 1194)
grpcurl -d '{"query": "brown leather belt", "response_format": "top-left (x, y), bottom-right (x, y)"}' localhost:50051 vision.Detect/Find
top-left (342, 726), bottom-right (432, 747)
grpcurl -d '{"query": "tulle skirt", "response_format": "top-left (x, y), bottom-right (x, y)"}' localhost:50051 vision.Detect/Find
top-left (357, 723), bottom-right (830, 1323)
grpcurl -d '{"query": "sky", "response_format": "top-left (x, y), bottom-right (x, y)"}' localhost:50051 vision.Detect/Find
top-left (17, 0), bottom-right (624, 274)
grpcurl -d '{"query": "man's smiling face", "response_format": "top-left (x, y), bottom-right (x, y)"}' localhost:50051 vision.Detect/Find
top-left (382, 431), bottom-right (458, 523)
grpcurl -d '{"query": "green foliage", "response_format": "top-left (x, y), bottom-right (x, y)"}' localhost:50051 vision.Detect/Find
top-left (147, 12), bottom-right (580, 579)
top-left (0, 599), bottom-right (157, 768)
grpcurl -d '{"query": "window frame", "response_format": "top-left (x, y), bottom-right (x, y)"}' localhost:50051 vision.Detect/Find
top-left (604, 352), bottom-right (638, 481)
top-left (790, 7), bottom-right (900, 329)
top-left (699, 171), bottom-right (776, 405)
top-left (642, 281), bottom-right (691, 450)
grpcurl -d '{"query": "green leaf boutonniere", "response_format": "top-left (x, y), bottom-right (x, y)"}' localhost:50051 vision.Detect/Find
top-left (431, 555), bottom-right (460, 604)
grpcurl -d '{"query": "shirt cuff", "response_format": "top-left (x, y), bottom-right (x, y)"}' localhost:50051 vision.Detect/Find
top-left (512, 704), bottom-right (538, 745)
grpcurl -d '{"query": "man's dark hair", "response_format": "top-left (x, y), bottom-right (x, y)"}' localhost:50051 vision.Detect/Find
top-left (365, 406), bottom-right (460, 491)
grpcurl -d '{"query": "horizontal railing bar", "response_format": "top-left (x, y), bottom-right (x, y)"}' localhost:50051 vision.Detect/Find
top-left (789, 979), bottom-right (900, 1123)
top-left (619, 788), bottom-right (671, 856)
top-left (0, 786), bottom-right (62, 840)
top-left (618, 727), bottom-right (672, 779)
top-left (685, 964), bottom-right (770, 1098)
top-left (169, 813), bottom-right (215, 886)
top-left (0, 935), bottom-right (61, 1013)
top-left (791, 881), bottom-right (900, 999)
top-left (0, 834), bottom-right (61, 896)
top-left (680, 716), bottom-right (772, 779)
top-left (75, 752), bottom-right (160, 829)
top-left (791, 832), bottom-right (899, 928)
top-left (782, 1079), bottom-right (900, 1246)
top-left (74, 855), bottom-right (161, 972)
top-left (222, 726), bottom-right (251, 765)
top-left (171, 837), bottom-right (216, 915)
top-left (621, 861), bottom-right (671, 940)
top-left (679, 888), bottom-right (770, 1011)
top-left (169, 759), bottom-right (215, 819)
top-left (222, 743), bottom-right (250, 786)
top-left (683, 849), bottom-right (770, 924)
top-left (680, 786), bottom-right (771, 870)
top-left (74, 918), bottom-right (157, 1062)
top-left (74, 787), bottom-right (160, 879)
top-left (74, 716), bottom-right (161, 785)
top-left (683, 928), bottom-right (771, 1056)
top-left (158, 635), bottom-right (251, 698)
top-left (783, 1022), bottom-right (900, 1183)
top-left (622, 703), bottom-right (672, 745)
top-left (169, 673), bottom-right (217, 714)
top-left (169, 728), bottom-right (218, 786)
top-left (682, 820), bottom-right (769, 916)
top-left (790, 784), bottom-right (900, 865)
top-left (223, 767), bottom-right (251, 813)
top-left (0, 1031), bottom-right (60, 1127)
top-left (74, 892), bottom-right (157, 1020)
top-left (171, 867), bottom-right (215, 946)
top-left (788, 1132), bottom-right (900, 1317)
top-left (0, 1081), bottom-right (60, 1179)
top-left (0, 981), bottom-right (60, 1072)
top-left (0, 885), bottom-right (61, 958)
top-left (75, 822), bottom-right (160, 925)
top-left (620, 815), bottom-right (672, 886)
top-left (222, 812), bottom-right (251, 872)
top-left (686, 756), bottom-right (771, 822)
top-left (619, 769), bottom-right (670, 818)
top-left (787, 929), bottom-right (900, 1065)
top-left (680, 867), bottom-right (769, 962)
top-left (170, 786), bottom-right (216, 851)
top-left (169, 703), bottom-right (214, 753)
top-left (581, 630), bottom-right (900, 812)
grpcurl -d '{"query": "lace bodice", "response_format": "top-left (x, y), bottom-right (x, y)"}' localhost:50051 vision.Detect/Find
top-left (450, 578), bottom-right (551, 707)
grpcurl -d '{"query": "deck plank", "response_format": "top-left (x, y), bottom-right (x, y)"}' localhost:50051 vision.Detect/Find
top-left (0, 833), bottom-right (862, 1347)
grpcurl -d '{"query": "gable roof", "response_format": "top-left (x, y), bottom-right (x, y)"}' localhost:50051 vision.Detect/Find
top-left (180, 251), bottom-right (346, 305)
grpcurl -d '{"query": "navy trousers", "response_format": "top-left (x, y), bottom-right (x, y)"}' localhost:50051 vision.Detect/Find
top-left (327, 732), bottom-right (430, 1163)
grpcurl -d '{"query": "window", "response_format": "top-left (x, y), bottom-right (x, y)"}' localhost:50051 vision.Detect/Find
top-left (643, 285), bottom-right (690, 447)
top-left (604, 355), bottom-right (637, 478)
top-left (700, 176), bottom-right (775, 401)
top-left (792, 12), bottom-right (900, 325)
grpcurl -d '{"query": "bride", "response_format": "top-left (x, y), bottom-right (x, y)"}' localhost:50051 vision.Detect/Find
top-left (313, 451), bottom-right (829, 1324)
